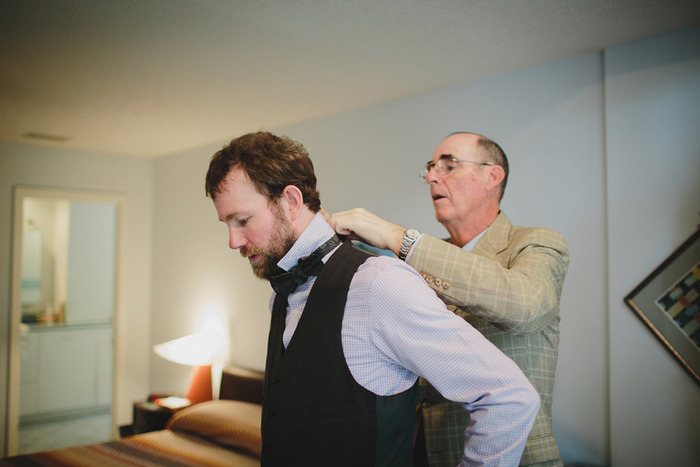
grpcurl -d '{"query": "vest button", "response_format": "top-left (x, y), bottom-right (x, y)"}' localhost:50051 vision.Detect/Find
top-left (273, 376), bottom-right (281, 384)
top-left (267, 410), bottom-right (275, 419)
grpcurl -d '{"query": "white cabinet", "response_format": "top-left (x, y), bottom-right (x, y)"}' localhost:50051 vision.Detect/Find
top-left (19, 328), bottom-right (39, 415)
top-left (19, 325), bottom-right (113, 417)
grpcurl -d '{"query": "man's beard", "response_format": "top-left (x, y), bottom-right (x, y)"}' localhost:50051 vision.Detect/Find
top-left (240, 204), bottom-right (295, 280)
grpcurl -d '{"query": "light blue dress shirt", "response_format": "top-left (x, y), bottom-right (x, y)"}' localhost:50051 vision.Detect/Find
top-left (272, 213), bottom-right (539, 466)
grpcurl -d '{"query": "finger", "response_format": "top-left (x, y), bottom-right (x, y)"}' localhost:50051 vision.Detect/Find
top-left (320, 208), bottom-right (331, 224)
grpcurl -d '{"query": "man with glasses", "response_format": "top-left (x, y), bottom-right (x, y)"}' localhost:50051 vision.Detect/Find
top-left (329, 132), bottom-right (569, 467)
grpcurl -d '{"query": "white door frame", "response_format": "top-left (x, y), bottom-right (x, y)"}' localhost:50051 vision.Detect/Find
top-left (6, 186), bottom-right (127, 456)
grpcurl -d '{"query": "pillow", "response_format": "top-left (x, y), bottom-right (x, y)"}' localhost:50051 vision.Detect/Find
top-left (167, 399), bottom-right (262, 456)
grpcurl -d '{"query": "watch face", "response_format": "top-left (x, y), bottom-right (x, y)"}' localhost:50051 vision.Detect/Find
top-left (404, 229), bottom-right (419, 242)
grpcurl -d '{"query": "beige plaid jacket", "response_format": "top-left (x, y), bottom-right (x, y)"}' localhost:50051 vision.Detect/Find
top-left (408, 212), bottom-right (569, 467)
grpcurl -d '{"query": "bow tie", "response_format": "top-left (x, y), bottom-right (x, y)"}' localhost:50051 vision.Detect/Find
top-left (269, 235), bottom-right (342, 295)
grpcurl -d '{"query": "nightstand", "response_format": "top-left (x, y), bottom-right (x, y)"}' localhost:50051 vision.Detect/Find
top-left (132, 400), bottom-right (175, 434)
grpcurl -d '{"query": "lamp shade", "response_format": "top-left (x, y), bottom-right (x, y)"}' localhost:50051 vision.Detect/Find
top-left (153, 332), bottom-right (224, 404)
top-left (153, 332), bottom-right (221, 366)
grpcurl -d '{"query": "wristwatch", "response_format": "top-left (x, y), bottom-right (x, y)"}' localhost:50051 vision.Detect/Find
top-left (398, 228), bottom-right (420, 261)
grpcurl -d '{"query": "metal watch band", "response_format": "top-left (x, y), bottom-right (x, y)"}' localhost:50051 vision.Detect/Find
top-left (398, 228), bottom-right (420, 261)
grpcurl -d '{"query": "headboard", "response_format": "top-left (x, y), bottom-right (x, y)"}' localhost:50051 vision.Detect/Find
top-left (220, 366), bottom-right (265, 404)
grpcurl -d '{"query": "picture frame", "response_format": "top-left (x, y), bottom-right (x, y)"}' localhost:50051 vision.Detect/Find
top-left (624, 229), bottom-right (700, 385)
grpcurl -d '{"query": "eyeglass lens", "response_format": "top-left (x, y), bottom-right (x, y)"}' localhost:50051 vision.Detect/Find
top-left (420, 156), bottom-right (453, 179)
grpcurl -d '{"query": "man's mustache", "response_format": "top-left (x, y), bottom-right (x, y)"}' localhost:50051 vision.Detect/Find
top-left (240, 247), bottom-right (263, 260)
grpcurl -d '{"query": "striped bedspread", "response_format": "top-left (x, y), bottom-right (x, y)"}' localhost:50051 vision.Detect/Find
top-left (1, 400), bottom-right (262, 467)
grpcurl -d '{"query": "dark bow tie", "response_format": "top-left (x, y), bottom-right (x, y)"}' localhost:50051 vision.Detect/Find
top-left (269, 235), bottom-right (342, 295)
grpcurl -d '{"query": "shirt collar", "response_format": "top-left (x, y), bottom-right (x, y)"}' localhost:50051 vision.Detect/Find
top-left (277, 212), bottom-right (336, 272)
top-left (462, 227), bottom-right (488, 252)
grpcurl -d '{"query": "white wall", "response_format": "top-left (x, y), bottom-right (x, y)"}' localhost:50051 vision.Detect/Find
top-left (0, 143), bottom-right (154, 454)
top-left (605, 27), bottom-right (700, 467)
top-left (66, 201), bottom-right (116, 324)
top-left (150, 148), bottom-right (272, 394)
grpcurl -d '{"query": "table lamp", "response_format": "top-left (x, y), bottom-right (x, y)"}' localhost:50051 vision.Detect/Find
top-left (153, 332), bottom-right (223, 404)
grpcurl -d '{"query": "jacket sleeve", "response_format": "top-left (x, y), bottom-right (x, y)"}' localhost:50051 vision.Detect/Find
top-left (406, 228), bottom-right (569, 336)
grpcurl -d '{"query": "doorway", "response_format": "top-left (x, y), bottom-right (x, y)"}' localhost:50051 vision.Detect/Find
top-left (6, 187), bottom-right (125, 456)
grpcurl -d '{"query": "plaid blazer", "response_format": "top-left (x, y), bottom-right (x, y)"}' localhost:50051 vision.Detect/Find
top-left (408, 212), bottom-right (569, 467)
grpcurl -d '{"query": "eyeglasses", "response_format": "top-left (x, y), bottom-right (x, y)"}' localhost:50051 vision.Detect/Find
top-left (419, 155), bottom-right (493, 180)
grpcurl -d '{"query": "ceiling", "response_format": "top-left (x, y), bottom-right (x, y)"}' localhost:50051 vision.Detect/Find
top-left (2, 0), bottom-right (699, 158)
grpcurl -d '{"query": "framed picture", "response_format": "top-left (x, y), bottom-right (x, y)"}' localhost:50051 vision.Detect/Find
top-left (624, 229), bottom-right (700, 385)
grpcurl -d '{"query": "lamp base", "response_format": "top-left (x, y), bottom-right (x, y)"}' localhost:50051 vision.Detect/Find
top-left (186, 364), bottom-right (213, 404)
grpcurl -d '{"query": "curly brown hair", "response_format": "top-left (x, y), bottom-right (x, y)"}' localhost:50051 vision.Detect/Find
top-left (205, 131), bottom-right (321, 212)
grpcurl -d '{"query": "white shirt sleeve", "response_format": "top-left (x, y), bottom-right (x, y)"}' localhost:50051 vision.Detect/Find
top-left (365, 258), bottom-right (540, 466)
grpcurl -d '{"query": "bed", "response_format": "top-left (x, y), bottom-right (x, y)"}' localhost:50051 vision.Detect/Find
top-left (0, 366), bottom-right (265, 467)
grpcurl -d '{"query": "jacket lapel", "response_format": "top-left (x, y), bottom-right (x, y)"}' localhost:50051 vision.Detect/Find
top-left (472, 211), bottom-right (512, 257)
